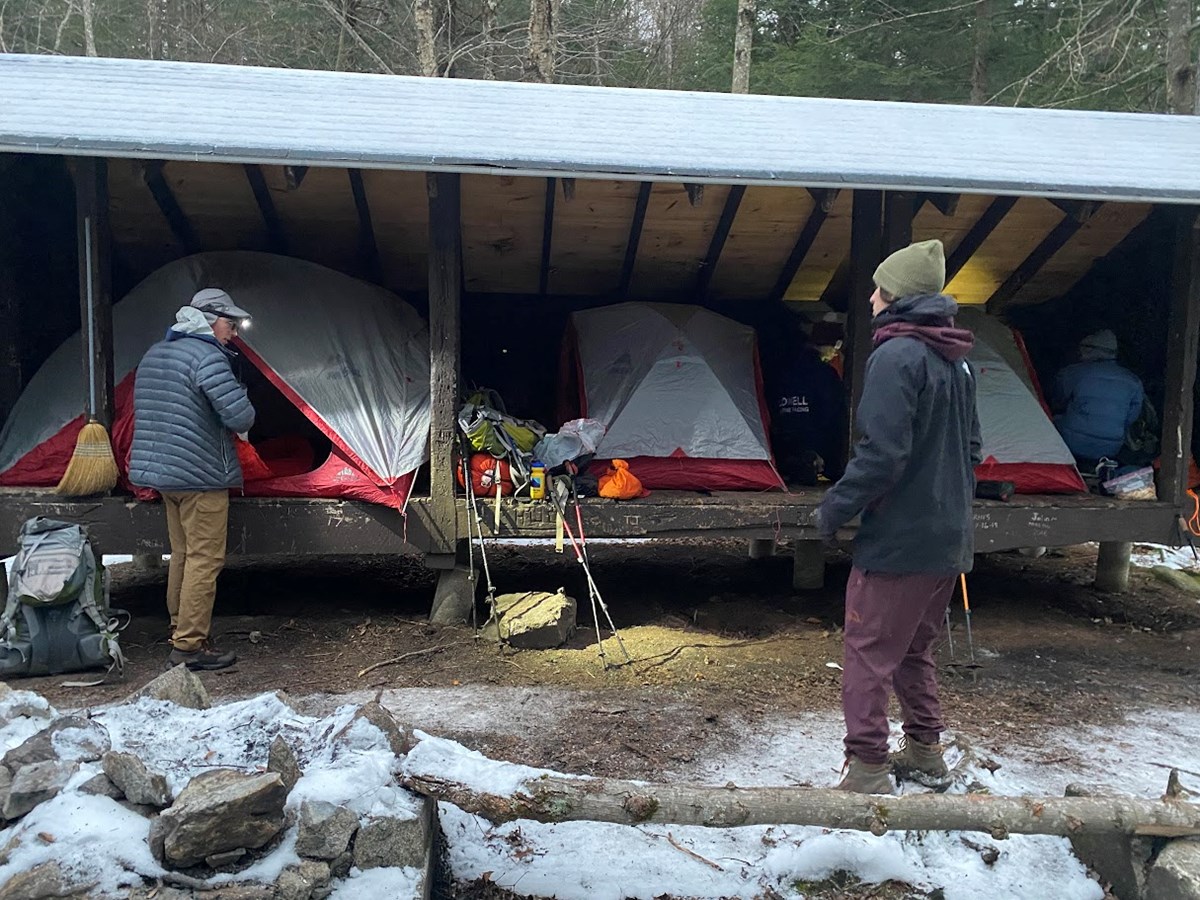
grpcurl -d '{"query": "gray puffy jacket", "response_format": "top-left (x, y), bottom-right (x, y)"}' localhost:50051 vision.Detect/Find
top-left (129, 324), bottom-right (256, 493)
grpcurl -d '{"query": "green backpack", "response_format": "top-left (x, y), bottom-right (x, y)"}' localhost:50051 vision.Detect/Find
top-left (0, 518), bottom-right (126, 678)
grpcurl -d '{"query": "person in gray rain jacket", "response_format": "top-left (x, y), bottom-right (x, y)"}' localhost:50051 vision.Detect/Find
top-left (816, 240), bottom-right (981, 794)
top-left (129, 288), bottom-right (256, 671)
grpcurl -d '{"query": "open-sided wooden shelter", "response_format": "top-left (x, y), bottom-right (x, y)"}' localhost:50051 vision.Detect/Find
top-left (1, 54), bottom-right (1198, 603)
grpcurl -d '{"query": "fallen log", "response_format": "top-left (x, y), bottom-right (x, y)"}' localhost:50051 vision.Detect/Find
top-left (400, 772), bottom-right (1200, 840)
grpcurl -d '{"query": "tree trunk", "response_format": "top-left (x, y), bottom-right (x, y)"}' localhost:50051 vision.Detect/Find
top-left (969, 0), bottom-right (991, 105)
top-left (480, 0), bottom-right (498, 79)
top-left (415, 0), bottom-right (438, 76)
top-left (401, 772), bottom-right (1200, 839)
top-left (146, 0), bottom-right (159, 59)
top-left (81, 0), bottom-right (97, 56)
top-left (526, 0), bottom-right (557, 83)
top-left (1166, 0), bottom-right (1196, 114)
top-left (731, 0), bottom-right (754, 94)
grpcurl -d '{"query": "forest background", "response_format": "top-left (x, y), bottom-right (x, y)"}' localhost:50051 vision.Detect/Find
top-left (0, 1), bottom-right (1196, 115)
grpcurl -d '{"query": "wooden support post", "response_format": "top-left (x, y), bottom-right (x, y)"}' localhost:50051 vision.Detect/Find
top-left (842, 191), bottom-right (884, 439)
top-left (883, 192), bottom-right (916, 254)
top-left (769, 189), bottom-right (838, 303)
top-left (986, 206), bottom-right (1095, 313)
top-left (426, 173), bottom-right (463, 559)
top-left (619, 183), bottom-right (653, 299)
top-left (696, 185), bottom-right (745, 302)
top-left (1095, 541), bottom-right (1132, 594)
top-left (347, 170), bottom-right (382, 283)
top-left (747, 538), bottom-right (775, 559)
top-left (141, 162), bottom-right (200, 255)
top-left (243, 164), bottom-right (288, 255)
top-left (539, 177), bottom-right (556, 296)
top-left (1160, 206), bottom-right (1200, 508)
top-left (72, 158), bottom-right (115, 430)
top-left (944, 196), bottom-right (1017, 284)
top-left (792, 540), bottom-right (825, 591)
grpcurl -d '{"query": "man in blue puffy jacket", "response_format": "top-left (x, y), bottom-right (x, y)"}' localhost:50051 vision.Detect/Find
top-left (1051, 330), bottom-right (1144, 469)
top-left (130, 288), bottom-right (256, 671)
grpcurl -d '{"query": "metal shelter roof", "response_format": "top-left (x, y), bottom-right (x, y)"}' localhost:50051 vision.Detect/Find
top-left (3, 53), bottom-right (1200, 203)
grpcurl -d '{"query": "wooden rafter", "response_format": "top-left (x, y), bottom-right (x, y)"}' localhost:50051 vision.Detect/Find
top-left (921, 193), bottom-right (960, 217)
top-left (243, 164), bottom-right (288, 254)
top-left (347, 169), bottom-right (381, 282)
top-left (284, 165), bottom-right (309, 190)
top-left (619, 182), bottom-right (653, 298)
top-left (539, 177), bottom-right (556, 296)
top-left (1050, 198), bottom-right (1102, 223)
top-left (140, 161), bottom-right (199, 254)
top-left (944, 195), bottom-right (1018, 284)
top-left (561, 178), bottom-right (576, 201)
top-left (986, 204), bottom-right (1098, 313)
top-left (884, 192), bottom-right (917, 253)
top-left (769, 189), bottom-right (839, 303)
top-left (684, 183), bottom-right (704, 207)
top-left (695, 185), bottom-right (746, 301)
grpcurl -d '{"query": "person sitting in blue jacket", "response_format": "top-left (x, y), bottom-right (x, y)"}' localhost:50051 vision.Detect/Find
top-left (1052, 330), bottom-right (1144, 467)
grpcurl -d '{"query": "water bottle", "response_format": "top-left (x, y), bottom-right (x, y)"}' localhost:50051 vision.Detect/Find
top-left (529, 460), bottom-right (546, 500)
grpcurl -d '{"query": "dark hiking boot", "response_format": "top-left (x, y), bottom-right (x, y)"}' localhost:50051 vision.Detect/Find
top-left (890, 735), bottom-right (951, 788)
top-left (835, 756), bottom-right (894, 794)
top-left (168, 644), bottom-right (237, 671)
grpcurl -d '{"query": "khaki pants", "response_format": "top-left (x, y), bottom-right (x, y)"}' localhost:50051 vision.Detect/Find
top-left (162, 490), bottom-right (229, 653)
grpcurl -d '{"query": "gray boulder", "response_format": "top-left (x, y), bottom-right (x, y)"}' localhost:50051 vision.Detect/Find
top-left (274, 860), bottom-right (332, 900)
top-left (1, 717), bottom-right (108, 770)
top-left (267, 736), bottom-right (301, 794)
top-left (1146, 839), bottom-right (1200, 900)
top-left (483, 589), bottom-right (577, 649)
top-left (332, 702), bottom-right (414, 759)
top-left (354, 800), bottom-right (433, 870)
top-left (3, 760), bottom-right (77, 820)
top-left (78, 773), bottom-right (122, 800)
top-left (149, 769), bottom-right (288, 868)
top-left (295, 801), bottom-right (358, 860)
top-left (0, 767), bottom-right (11, 816)
top-left (103, 751), bottom-right (172, 808)
top-left (0, 860), bottom-right (96, 899)
top-left (127, 665), bottom-right (211, 710)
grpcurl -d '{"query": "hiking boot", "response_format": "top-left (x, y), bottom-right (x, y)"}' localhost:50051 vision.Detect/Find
top-left (835, 756), bottom-right (894, 794)
top-left (168, 644), bottom-right (237, 671)
top-left (890, 735), bottom-right (951, 788)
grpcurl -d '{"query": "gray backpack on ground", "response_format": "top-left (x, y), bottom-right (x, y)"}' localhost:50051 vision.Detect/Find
top-left (0, 518), bottom-right (126, 678)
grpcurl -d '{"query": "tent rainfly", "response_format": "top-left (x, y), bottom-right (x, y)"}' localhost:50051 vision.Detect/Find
top-left (561, 303), bottom-right (785, 492)
top-left (0, 252), bottom-right (432, 510)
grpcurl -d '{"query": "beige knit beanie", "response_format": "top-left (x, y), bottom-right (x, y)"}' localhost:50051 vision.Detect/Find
top-left (873, 239), bottom-right (946, 299)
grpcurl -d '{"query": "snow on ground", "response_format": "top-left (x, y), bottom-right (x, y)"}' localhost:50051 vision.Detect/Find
top-left (1131, 543), bottom-right (1200, 572)
top-left (0, 683), bottom-right (1195, 898)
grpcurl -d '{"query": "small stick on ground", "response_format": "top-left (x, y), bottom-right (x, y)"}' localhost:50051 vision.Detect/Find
top-left (357, 643), bottom-right (461, 678)
top-left (666, 832), bottom-right (724, 871)
top-left (1149, 761), bottom-right (1200, 780)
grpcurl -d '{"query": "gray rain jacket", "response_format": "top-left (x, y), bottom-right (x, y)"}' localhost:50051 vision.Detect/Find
top-left (129, 308), bottom-right (256, 493)
top-left (817, 293), bottom-right (981, 575)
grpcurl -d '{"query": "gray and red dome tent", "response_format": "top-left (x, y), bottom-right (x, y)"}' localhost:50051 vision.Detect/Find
top-left (0, 252), bottom-right (431, 510)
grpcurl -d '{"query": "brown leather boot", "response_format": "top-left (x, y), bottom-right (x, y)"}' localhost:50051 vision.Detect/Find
top-left (834, 755), bottom-right (894, 794)
top-left (890, 735), bottom-right (951, 788)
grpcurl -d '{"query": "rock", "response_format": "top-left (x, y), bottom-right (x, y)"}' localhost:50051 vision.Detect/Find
top-left (268, 736), bottom-right (301, 793)
top-left (274, 860), bottom-right (332, 900)
top-left (333, 702), bottom-right (414, 759)
top-left (0, 834), bottom-right (20, 866)
top-left (330, 852), bottom-right (353, 879)
top-left (354, 801), bottom-right (433, 870)
top-left (1066, 783), bottom-right (1156, 900)
top-left (102, 751), bottom-right (172, 808)
top-left (118, 799), bottom-right (160, 819)
top-left (0, 860), bottom-right (97, 899)
top-left (149, 769), bottom-right (287, 868)
top-left (78, 773), bottom-right (123, 800)
top-left (3, 760), bottom-right (77, 820)
top-left (295, 801), bottom-right (358, 860)
top-left (1, 717), bottom-right (109, 770)
top-left (0, 766), bottom-right (11, 813)
top-left (127, 665), bottom-right (211, 710)
top-left (205, 847), bottom-right (247, 869)
top-left (482, 590), bottom-right (577, 649)
top-left (1146, 839), bottom-right (1200, 900)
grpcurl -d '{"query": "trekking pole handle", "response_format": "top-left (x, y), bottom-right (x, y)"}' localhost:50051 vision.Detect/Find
top-left (959, 573), bottom-right (970, 613)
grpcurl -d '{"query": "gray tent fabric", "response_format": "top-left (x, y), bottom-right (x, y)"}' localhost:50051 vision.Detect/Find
top-left (0, 252), bottom-right (431, 485)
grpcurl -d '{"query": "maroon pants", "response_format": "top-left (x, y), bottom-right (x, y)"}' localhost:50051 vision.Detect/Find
top-left (842, 567), bottom-right (957, 764)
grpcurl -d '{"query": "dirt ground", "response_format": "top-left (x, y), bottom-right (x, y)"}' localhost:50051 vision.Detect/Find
top-left (12, 540), bottom-right (1199, 898)
top-left (24, 540), bottom-right (1199, 784)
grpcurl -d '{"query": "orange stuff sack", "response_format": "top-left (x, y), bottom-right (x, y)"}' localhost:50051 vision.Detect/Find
top-left (234, 436), bottom-right (274, 482)
top-left (456, 453), bottom-right (514, 497)
top-left (598, 459), bottom-right (647, 500)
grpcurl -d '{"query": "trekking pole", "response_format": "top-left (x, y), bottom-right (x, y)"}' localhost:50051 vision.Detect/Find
top-left (459, 449), bottom-right (478, 632)
top-left (960, 573), bottom-right (976, 666)
top-left (943, 607), bottom-right (957, 662)
top-left (567, 475), bottom-right (631, 664)
top-left (551, 477), bottom-right (607, 666)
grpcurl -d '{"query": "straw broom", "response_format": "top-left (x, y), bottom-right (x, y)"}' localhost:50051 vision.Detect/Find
top-left (55, 216), bottom-right (118, 497)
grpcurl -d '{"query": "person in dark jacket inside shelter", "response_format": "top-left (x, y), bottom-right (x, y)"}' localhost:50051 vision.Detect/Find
top-left (1051, 329), bottom-right (1144, 471)
top-left (816, 239), bottom-right (981, 794)
top-left (129, 289), bottom-right (256, 671)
